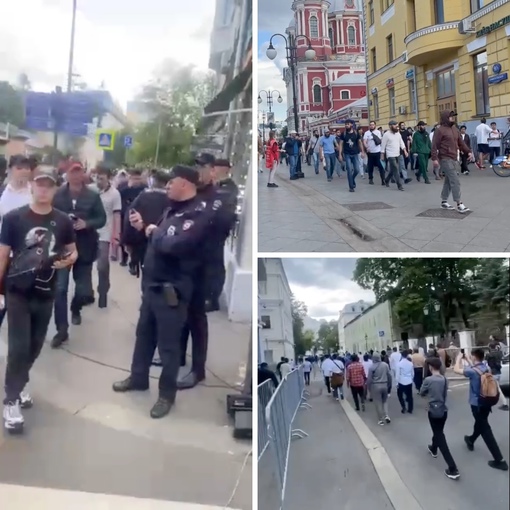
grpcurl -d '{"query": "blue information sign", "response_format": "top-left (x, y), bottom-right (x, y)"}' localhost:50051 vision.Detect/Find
top-left (124, 135), bottom-right (133, 148)
top-left (488, 73), bottom-right (508, 85)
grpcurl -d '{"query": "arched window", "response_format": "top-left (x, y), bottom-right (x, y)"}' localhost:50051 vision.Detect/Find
top-left (313, 84), bottom-right (322, 103)
top-left (329, 27), bottom-right (334, 45)
top-left (341, 90), bottom-right (350, 100)
top-left (309, 15), bottom-right (319, 38)
top-left (347, 26), bottom-right (356, 46)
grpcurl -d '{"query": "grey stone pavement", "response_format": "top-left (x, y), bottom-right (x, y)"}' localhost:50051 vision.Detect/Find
top-left (0, 263), bottom-right (251, 509)
top-left (259, 379), bottom-right (509, 510)
top-left (258, 162), bottom-right (510, 253)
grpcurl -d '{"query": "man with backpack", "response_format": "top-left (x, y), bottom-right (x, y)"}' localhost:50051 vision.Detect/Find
top-left (454, 348), bottom-right (508, 471)
top-left (363, 121), bottom-right (386, 185)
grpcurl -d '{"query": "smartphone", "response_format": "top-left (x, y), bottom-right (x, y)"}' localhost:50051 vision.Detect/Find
top-left (69, 213), bottom-right (78, 222)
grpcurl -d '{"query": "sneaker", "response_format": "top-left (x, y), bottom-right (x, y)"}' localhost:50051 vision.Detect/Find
top-left (441, 201), bottom-right (454, 210)
top-left (51, 330), bottom-right (69, 349)
top-left (457, 203), bottom-right (470, 214)
top-left (444, 468), bottom-right (460, 480)
top-left (3, 401), bottom-right (24, 433)
top-left (488, 460), bottom-right (509, 471)
top-left (384, 416), bottom-right (391, 423)
top-left (378, 420), bottom-right (385, 426)
top-left (20, 391), bottom-right (33, 409)
top-left (464, 435), bottom-right (474, 451)
top-left (427, 445), bottom-right (438, 458)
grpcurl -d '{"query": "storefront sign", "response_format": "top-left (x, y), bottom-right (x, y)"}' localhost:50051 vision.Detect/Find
top-left (488, 72), bottom-right (508, 85)
top-left (405, 69), bottom-right (414, 80)
top-left (476, 15), bottom-right (510, 37)
top-left (386, 78), bottom-right (394, 88)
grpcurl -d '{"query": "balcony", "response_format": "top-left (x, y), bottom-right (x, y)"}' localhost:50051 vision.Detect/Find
top-left (404, 23), bottom-right (464, 66)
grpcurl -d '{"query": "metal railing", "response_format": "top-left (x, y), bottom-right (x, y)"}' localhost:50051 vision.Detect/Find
top-left (258, 379), bottom-right (273, 459)
top-left (261, 367), bottom-right (312, 509)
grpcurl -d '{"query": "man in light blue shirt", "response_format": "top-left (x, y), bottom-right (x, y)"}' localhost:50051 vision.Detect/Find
top-left (396, 349), bottom-right (414, 413)
top-left (318, 130), bottom-right (338, 182)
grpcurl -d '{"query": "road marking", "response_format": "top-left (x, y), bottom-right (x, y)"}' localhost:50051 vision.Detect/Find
top-left (0, 483), bottom-right (241, 509)
top-left (340, 399), bottom-right (423, 510)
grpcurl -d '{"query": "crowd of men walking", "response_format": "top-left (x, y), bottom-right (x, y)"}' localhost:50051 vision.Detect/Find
top-left (0, 152), bottom-right (238, 433)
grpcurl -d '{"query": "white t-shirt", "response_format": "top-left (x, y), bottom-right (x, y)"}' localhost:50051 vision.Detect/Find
top-left (475, 123), bottom-right (492, 145)
top-left (322, 358), bottom-right (344, 376)
top-left (488, 129), bottom-right (502, 148)
top-left (89, 184), bottom-right (122, 242)
top-left (389, 351), bottom-right (402, 369)
top-left (0, 183), bottom-right (32, 229)
top-left (280, 363), bottom-right (291, 378)
top-left (381, 131), bottom-right (406, 158)
top-left (362, 359), bottom-right (373, 377)
top-left (363, 129), bottom-right (382, 154)
top-left (302, 360), bottom-right (312, 372)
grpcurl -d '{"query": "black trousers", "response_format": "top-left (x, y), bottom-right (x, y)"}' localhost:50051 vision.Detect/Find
top-left (130, 288), bottom-right (188, 401)
top-left (413, 367), bottom-right (423, 391)
top-left (304, 371), bottom-right (310, 385)
top-left (324, 376), bottom-right (331, 393)
top-left (4, 293), bottom-right (53, 404)
top-left (469, 405), bottom-right (504, 462)
top-left (397, 382), bottom-right (414, 412)
top-left (366, 152), bottom-right (385, 182)
top-left (179, 283), bottom-right (208, 379)
top-left (428, 412), bottom-right (457, 471)
top-left (351, 385), bottom-right (365, 410)
top-left (460, 154), bottom-right (470, 173)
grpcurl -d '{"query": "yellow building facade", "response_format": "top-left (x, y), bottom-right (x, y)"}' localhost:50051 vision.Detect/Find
top-left (364, 0), bottom-right (510, 132)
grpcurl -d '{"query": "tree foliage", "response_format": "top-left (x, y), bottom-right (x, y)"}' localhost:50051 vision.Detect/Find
top-left (353, 258), bottom-right (509, 343)
top-left (317, 321), bottom-right (339, 353)
top-left (280, 125), bottom-right (288, 138)
top-left (0, 81), bottom-right (24, 126)
top-left (291, 295), bottom-right (308, 357)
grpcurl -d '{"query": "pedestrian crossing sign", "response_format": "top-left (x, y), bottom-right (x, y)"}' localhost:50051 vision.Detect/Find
top-left (96, 130), bottom-right (115, 151)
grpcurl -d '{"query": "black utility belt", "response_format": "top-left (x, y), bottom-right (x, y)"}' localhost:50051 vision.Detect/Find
top-left (148, 283), bottom-right (180, 307)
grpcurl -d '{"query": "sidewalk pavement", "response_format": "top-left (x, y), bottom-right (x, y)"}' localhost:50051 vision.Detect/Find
top-left (0, 263), bottom-right (251, 509)
top-left (258, 161), bottom-right (510, 253)
top-left (342, 382), bottom-right (509, 510)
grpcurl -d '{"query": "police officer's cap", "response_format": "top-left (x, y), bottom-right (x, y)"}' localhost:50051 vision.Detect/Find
top-left (169, 165), bottom-right (199, 186)
top-left (195, 152), bottom-right (216, 166)
top-left (215, 158), bottom-right (231, 168)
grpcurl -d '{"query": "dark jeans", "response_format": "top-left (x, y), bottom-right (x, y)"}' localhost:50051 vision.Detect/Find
top-left (460, 154), bottom-right (470, 173)
top-left (324, 376), bottom-right (331, 393)
top-left (97, 241), bottom-right (111, 297)
top-left (366, 152), bottom-right (385, 182)
top-left (304, 371), bottom-right (310, 385)
top-left (489, 146), bottom-right (500, 163)
top-left (324, 153), bottom-right (337, 179)
top-left (0, 307), bottom-right (6, 330)
top-left (344, 154), bottom-right (360, 190)
top-left (469, 405), bottom-right (504, 462)
top-left (288, 155), bottom-right (298, 178)
top-left (413, 367), bottom-right (423, 391)
top-left (351, 385), bottom-right (365, 410)
top-left (54, 262), bottom-right (93, 331)
top-left (397, 382), bottom-right (414, 412)
top-left (130, 288), bottom-right (188, 401)
top-left (428, 412), bottom-right (457, 471)
top-left (4, 293), bottom-right (53, 404)
top-left (385, 157), bottom-right (402, 188)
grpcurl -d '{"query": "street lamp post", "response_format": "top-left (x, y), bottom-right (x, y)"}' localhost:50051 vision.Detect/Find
top-left (258, 89), bottom-right (283, 114)
top-left (365, 333), bottom-right (368, 353)
top-left (266, 33), bottom-right (316, 135)
top-left (423, 302), bottom-right (441, 346)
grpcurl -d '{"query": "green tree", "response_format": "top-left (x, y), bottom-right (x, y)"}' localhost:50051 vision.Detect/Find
top-left (280, 125), bottom-right (288, 138)
top-left (291, 295), bottom-right (308, 358)
top-left (317, 321), bottom-right (339, 353)
top-left (0, 81), bottom-right (24, 126)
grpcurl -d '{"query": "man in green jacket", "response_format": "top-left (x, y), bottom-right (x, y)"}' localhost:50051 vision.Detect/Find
top-left (411, 121), bottom-right (432, 184)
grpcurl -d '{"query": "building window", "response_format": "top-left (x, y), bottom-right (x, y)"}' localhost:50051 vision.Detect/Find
top-left (369, 0), bottom-right (375, 25)
top-left (313, 84), bottom-right (322, 103)
top-left (409, 79), bottom-right (417, 113)
top-left (351, 307), bottom-right (355, 312)
top-left (347, 26), bottom-right (356, 45)
top-left (371, 47), bottom-right (377, 72)
top-left (474, 51), bottom-right (490, 115)
top-left (436, 68), bottom-right (455, 98)
top-left (309, 15), bottom-right (319, 38)
top-left (389, 87), bottom-right (396, 116)
top-left (341, 90), bottom-right (350, 100)
top-left (386, 34), bottom-right (393, 62)
top-left (261, 315), bottom-right (271, 329)
top-left (329, 27), bottom-right (334, 45)
top-left (258, 280), bottom-right (267, 294)
top-left (434, 0), bottom-right (445, 24)
top-left (470, 0), bottom-right (484, 13)
top-left (381, 0), bottom-right (394, 12)
top-left (373, 93), bottom-right (379, 119)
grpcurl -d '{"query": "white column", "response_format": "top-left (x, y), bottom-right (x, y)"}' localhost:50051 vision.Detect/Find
top-left (336, 19), bottom-right (340, 46)
top-left (298, 9), bottom-right (302, 35)
top-left (237, 163), bottom-right (252, 271)
top-left (303, 69), bottom-right (309, 103)
top-left (322, 9), bottom-right (327, 39)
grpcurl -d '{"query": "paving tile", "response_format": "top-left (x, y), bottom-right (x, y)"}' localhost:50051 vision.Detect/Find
top-left (275, 240), bottom-right (330, 252)
top-left (303, 229), bottom-right (344, 243)
top-left (312, 242), bottom-right (355, 252)
top-left (433, 229), bottom-right (481, 245)
top-left (421, 241), bottom-right (466, 252)
top-left (400, 239), bottom-right (429, 250)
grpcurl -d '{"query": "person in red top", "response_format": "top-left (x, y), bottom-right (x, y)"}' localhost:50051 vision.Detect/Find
top-left (346, 354), bottom-right (367, 411)
top-left (265, 130), bottom-right (280, 188)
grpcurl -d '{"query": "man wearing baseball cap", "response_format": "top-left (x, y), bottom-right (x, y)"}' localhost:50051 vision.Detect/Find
top-left (0, 165), bottom-right (77, 433)
top-left (284, 130), bottom-right (302, 180)
top-left (411, 121), bottom-right (432, 183)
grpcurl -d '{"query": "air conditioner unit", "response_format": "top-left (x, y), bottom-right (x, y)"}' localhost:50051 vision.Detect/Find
top-left (459, 19), bottom-right (476, 35)
top-left (398, 106), bottom-right (407, 115)
top-left (402, 51), bottom-right (408, 63)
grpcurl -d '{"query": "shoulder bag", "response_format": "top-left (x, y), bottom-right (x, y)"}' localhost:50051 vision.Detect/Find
top-left (331, 360), bottom-right (345, 389)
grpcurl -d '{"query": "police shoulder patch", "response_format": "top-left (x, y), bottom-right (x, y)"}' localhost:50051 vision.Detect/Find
top-left (195, 201), bottom-right (206, 211)
top-left (212, 199), bottom-right (222, 211)
top-left (167, 225), bottom-right (176, 236)
top-left (182, 220), bottom-right (194, 231)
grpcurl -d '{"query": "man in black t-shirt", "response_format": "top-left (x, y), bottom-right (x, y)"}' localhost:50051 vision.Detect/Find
top-left (338, 120), bottom-right (363, 192)
top-left (0, 167), bottom-right (77, 434)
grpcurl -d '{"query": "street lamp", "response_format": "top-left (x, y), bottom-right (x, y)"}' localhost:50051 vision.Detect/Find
top-left (258, 89), bottom-right (283, 113)
top-left (265, 33), bottom-right (316, 135)
top-left (423, 302), bottom-right (441, 346)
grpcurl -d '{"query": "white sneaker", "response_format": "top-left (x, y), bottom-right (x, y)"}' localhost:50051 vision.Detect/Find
top-left (3, 400), bottom-right (24, 433)
top-left (441, 201), bottom-right (454, 210)
top-left (457, 203), bottom-right (470, 214)
top-left (20, 391), bottom-right (33, 409)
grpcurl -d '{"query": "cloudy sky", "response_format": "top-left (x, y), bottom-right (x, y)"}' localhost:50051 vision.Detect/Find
top-left (258, 0), bottom-right (295, 121)
top-left (0, 0), bottom-right (214, 109)
top-left (282, 258), bottom-right (375, 321)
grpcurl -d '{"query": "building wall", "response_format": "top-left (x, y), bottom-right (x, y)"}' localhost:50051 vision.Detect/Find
top-left (338, 299), bottom-right (374, 351)
top-left (343, 300), bottom-right (398, 354)
top-left (365, 0), bottom-right (510, 131)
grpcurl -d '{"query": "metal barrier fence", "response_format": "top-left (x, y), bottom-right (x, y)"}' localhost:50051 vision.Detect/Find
top-left (258, 379), bottom-right (273, 460)
top-left (263, 367), bottom-right (312, 510)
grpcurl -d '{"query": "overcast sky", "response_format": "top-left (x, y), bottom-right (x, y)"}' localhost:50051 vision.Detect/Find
top-left (258, 0), bottom-right (294, 121)
top-left (282, 258), bottom-right (375, 321)
top-left (0, 0), bottom-right (213, 109)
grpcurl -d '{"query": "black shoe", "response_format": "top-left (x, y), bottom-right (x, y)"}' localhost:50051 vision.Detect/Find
top-left (427, 445), bottom-right (438, 458)
top-left (349, 188), bottom-right (355, 192)
top-left (488, 460), bottom-right (509, 471)
top-left (112, 377), bottom-right (149, 393)
top-left (71, 313), bottom-right (81, 326)
top-left (98, 294), bottom-right (107, 309)
top-left (385, 182), bottom-right (390, 187)
top-left (83, 295), bottom-right (95, 306)
top-left (151, 357), bottom-right (162, 367)
top-left (205, 298), bottom-right (220, 312)
top-left (290, 176), bottom-right (298, 180)
top-left (119, 260), bottom-right (128, 267)
top-left (425, 180), bottom-right (431, 184)
top-left (404, 178), bottom-right (412, 184)
top-left (369, 179), bottom-right (374, 185)
top-left (51, 330), bottom-right (69, 349)
top-left (401, 408), bottom-right (406, 414)
top-left (177, 371), bottom-right (205, 390)
top-left (361, 404), bottom-right (365, 411)
top-left (128, 264), bottom-right (137, 276)
top-left (464, 435), bottom-right (474, 451)
top-left (444, 468), bottom-right (460, 480)
top-left (150, 397), bottom-right (174, 419)
top-left (398, 187), bottom-right (404, 191)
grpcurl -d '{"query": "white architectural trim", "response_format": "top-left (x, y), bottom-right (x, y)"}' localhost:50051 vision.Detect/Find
top-left (381, 3), bottom-right (395, 25)
top-left (506, 25), bottom-right (510, 38)
top-left (340, 89), bottom-right (351, 99)
top-left (309, 12), bottom-right (319, 38)
top-left (347, 24), bottom-right (356, 46)
top-left (466, 36), bottom-right (487, 54)
top-left (336, 19), bottom-right (341, 46)
top-left (463, 0), bottom-right (508, 23)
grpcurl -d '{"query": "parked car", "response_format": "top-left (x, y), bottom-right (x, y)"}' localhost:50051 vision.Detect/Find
top-left (500, 354), bottom-right (509, 397)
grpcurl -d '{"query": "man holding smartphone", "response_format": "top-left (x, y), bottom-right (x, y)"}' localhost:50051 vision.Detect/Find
top-left (0, 166), bottom-right (77, 433)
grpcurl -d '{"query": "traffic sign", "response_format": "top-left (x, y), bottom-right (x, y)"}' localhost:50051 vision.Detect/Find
top-left (96, 130), bottom-right (115, 151)
top-left (124, 135), bottom-right (133, 148)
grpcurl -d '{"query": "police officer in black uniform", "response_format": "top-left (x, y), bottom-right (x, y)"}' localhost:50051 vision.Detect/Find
top-left (111, 165), bottom-right (218, 419)
top-left (177, 154), bottom-right (237, 390)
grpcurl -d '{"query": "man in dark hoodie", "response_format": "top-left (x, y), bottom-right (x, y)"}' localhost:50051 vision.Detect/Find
top-left (431, 111), bottom-right (473, 214)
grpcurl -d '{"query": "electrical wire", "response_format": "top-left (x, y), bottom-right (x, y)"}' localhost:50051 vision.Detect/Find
top-left (223, 448), bottom-right (252, 509)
